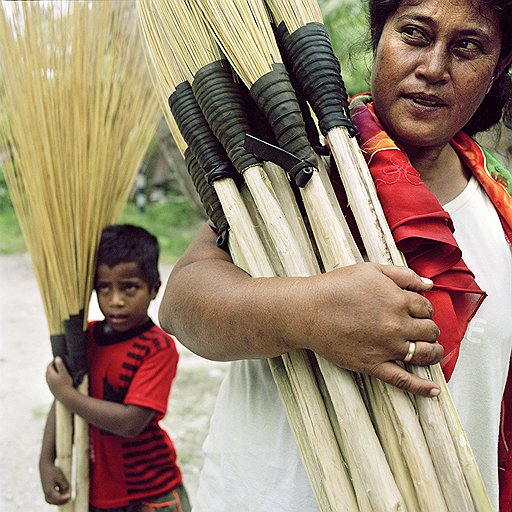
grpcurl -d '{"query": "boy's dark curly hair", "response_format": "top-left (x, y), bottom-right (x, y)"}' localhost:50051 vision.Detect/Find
top-left (96, 224), bottom-right (160, 289)
top-left (368, 0), bottom-right (512, 135)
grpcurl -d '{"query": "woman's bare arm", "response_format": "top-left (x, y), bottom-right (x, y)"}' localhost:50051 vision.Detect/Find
top-left (159, 223), bottom-right (443, 395)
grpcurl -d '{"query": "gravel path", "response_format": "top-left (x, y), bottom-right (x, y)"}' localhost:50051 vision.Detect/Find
top-left (0, 253), bottom-right (227, 511)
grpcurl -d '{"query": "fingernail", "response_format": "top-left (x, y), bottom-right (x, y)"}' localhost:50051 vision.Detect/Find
top-left (420, 277), bottom-right (433, 286)
top-left (430, 388), bottom-right (441, 397)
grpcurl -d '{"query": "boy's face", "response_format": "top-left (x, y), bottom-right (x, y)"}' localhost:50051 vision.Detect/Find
top-left (94, 262), bottom-right (158, 333)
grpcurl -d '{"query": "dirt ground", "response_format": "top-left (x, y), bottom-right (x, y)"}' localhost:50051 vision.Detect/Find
top-left (0, 253), bottom-right (228, 511)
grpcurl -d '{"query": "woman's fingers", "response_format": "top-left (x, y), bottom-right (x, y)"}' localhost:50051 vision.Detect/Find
top-left (379, 264), bottom-right (433, 294)
top-left (398, 338), bottom-right (444, 366)
top-left (371, 360), bottom-right (441, 397)
top-left (405, 289), bottom-right (435, 319)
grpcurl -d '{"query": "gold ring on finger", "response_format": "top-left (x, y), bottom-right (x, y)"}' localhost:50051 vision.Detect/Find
top-left (403, 341), bottom-right (416, 363)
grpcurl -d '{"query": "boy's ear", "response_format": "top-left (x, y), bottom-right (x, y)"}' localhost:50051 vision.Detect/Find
top-left (150, 280), bottom-right (161, 300)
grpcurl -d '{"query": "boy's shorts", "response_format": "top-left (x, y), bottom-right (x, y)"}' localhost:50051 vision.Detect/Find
top-left (89, 483), bottom-right (191, 512)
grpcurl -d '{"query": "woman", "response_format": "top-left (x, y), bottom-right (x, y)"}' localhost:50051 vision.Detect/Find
top-left (159, 0), bottom-right (512, 510)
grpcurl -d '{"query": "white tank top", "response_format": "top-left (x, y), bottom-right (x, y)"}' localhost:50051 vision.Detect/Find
top-left (444, 175), bottom-right (512, 510)
top-left (194, 175), bottom-right (511, 512)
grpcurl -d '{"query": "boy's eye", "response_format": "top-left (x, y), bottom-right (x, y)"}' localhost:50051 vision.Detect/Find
top-left (123, 283), bottom-right (139, 294)
top-left (96, 284), bottom-right (110, 295)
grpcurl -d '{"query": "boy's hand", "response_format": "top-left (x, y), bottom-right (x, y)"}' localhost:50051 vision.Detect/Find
top-left (40, 461), bottom-right (71, 505)
top-left (46, 357), bottom-right (73, 400)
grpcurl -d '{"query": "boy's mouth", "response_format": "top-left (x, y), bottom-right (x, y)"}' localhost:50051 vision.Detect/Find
top-left (108, 314), bottom-right (129, 325)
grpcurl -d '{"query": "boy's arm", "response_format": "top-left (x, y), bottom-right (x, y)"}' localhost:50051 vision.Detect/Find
top-left (46, 358), bottom-right (155, 438)
top-left (39, 400), bottom-right (71, 505)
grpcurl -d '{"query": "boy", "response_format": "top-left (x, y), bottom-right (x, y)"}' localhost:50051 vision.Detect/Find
top-left (39, 224), bottom-right (191, 512)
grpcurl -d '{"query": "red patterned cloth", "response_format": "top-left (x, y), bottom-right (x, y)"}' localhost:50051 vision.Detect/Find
top-left (348, 95), bottom-right (512, 510)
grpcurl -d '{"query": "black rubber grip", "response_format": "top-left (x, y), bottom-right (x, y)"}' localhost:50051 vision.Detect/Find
top-left (193, 61), bottom-right (260, 173)
top-left (273, 22), bottom-right (327, 154)
top-left (250, 63), bottom-right (317, 164)
top-left (280, 22), bottom-right (356, 136)
top-left (50, 333), bottom-right (67, 358)
top-left (185, 148), bottom-right (230, 249)
top-left (169, 82), bottom-right (240, 185)
top-left (63, 311), bottom-right (87, 386)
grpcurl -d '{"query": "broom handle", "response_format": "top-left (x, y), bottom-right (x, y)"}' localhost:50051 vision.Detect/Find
top-left (190, 151), bottom-right (358, 510)
top-left (330, 125), bottom-right (482, 510)
top-left (55, 401), bottom-right (73, 512)
top-left (74, 376), bottom-right (90, 512)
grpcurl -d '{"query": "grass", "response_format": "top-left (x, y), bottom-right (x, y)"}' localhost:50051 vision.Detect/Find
top-left (0, 206), bottom-right (26, 253)
top-left (0, 196), bottom-right (205, 264)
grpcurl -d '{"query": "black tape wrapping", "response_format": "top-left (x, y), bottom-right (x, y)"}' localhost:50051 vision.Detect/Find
top-left (193, 61), bottom-right (260, 174)
top-left (250, 63), bottom-right (318, 166)
top-left (185, 148), bottom-right (230, 249)
top-left (280, 22), bottom-right (356, 137)
top-left (274, 23), bottom-right (328, 155)
top-left (50, 333), bottom-right (67, 359)
top-left (169, 82), bottom-right (240, 185)
top-left (63, 311), bottom-right (87, 387)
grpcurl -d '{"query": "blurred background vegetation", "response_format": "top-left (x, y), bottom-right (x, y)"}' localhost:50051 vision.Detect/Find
top-left (0, 0), bottom-right (371, 263)
top-left (1, 0), bottom-right (509, 263)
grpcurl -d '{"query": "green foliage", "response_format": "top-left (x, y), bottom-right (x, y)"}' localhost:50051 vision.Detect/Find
top-left (118, 198), bottom-right (204, 264)
top-left (0, 206), bottom-right (25, 253)
top-left (0, 192), bottom-right (204, 263)
top-left (0, 165), bottom-right (12, 211)
top-left (320, 0), bottom-right (372, 96)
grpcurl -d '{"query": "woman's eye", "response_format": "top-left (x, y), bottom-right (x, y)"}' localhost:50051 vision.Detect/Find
top-left (124, 284), bottom-right (138, 294)
top-left (96, 285), bottom-right (109, 294)
top-left (401, 25), bottom-right (428, 43)
top-left (454, 39), bottom-right (482, 55)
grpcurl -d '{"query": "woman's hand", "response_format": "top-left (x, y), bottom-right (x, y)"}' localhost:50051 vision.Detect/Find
top-left (279, 263), bottom-right (442, 395)
top-left (160, 224), bottom-right (442, 396)
top-left (45, 357), bottom-right (74, 401)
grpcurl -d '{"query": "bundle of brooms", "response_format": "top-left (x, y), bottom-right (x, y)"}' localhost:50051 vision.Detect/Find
top-left (0, 2), bottom-right (161, 510)
top-left (136, 0), bottom-right (491, 510)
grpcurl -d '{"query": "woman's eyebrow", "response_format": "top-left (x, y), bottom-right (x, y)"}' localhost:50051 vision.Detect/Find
top-left (396, 13), bottom-right (495, 42)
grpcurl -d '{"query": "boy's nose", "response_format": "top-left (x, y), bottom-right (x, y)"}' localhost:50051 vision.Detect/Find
top-left (109, 290), bottom-right (125, 306)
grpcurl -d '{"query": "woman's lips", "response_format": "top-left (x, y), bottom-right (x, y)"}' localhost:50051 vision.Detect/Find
top-left (403, 92), bottom-right (448, 109)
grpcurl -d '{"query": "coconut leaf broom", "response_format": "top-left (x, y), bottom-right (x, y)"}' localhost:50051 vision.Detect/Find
top-left (0, 2), bottom-right (161, 509)
top-left (192, 1), bottom-right (416, 510)
top-left (136, 3), bottom-right (358, 508)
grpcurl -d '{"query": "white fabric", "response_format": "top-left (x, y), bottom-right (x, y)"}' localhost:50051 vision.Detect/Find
top-left (444, 175), bottom-right (512, 510)
top-left (193, 175), bottom-right (511, 512)
top-left (193, 359), bottom-right (318, 511)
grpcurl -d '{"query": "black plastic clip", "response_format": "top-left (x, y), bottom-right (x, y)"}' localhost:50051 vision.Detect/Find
top-left (243, 134), bottom-right (316, 188)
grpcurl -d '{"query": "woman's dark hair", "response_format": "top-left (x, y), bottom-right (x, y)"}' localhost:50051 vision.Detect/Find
top-left (368, 0), bottom-right (512, 135)
top-left (96, 224), bottom-right (160, 289)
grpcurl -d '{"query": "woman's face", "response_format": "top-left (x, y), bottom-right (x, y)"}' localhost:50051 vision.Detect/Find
top-left (371, 0), bottom-right (502, 153)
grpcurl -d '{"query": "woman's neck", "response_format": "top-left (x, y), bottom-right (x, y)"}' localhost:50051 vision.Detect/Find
top-left (403, 142), bottom-right (471, 205)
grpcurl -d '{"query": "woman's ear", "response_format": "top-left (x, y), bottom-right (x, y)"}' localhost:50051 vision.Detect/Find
top-left (150, 280), bottom-right (161, 300)
top-left (495, 51), bottom-right (512, 81)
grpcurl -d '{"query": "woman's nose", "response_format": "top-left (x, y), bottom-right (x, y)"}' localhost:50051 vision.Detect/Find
top-left (415, 45), bottom-right (450, 84)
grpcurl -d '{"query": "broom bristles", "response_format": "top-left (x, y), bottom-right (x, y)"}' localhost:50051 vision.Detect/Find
top-left (0, 0), bottom-right (161, 332)
top-left (136, 0), bottom-right (189, 94)
top-left (266, 0), bottom-right (323, 30)
top-left (194, 0), bottom-right (281, 85)
top-left (153, 0), bottom-right (222, 75)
